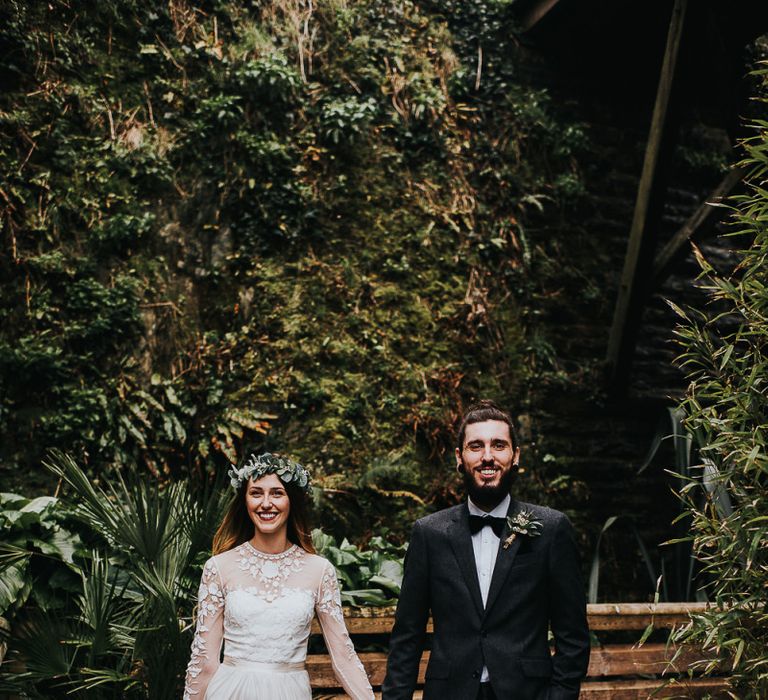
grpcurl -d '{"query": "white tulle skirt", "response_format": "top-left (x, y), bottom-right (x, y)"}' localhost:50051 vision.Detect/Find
top-left (205, 658), bottom-right (311, 700)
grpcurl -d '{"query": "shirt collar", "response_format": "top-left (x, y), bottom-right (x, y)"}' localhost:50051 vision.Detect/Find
top-left (467, 493), bottom-right (511, 519)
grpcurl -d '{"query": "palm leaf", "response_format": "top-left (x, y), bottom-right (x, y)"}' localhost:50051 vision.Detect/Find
top-left (77, 553), bottom-right (133, 662)
top-left (7, 611), bottom-right (78, 685)
top-left (44, 450), bottom-right (181, 564)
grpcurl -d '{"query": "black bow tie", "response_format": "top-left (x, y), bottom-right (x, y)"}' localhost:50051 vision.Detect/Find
top-left (468, 514), bottom-right (506, 537)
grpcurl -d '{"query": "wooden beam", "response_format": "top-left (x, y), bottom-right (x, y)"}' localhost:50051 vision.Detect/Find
top-left (577, 678), bottom-right (730, 699)
top-left (308, 643), bottom-right (721, 687)
top-left (588, 601), bottom-right (709, 630)
top-left (519, 0), bottom-right (563, 32)
top-left (606, 0), bottom-right (688, 390)
top-left (652, 165), bottom-right (746, 285)
top-left (585, 643), bottom-right (721, 677)
top-left (311, 602), bottom-right (712, 635)
top-left (317, 680), bottom-right (731, 700)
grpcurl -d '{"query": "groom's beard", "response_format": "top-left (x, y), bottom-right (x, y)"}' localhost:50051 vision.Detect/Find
top-left (460, 461), bottom-right (515, 510)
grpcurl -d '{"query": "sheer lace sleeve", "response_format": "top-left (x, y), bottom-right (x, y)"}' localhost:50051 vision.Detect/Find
top-left (315, 560), bottom-right (375, 700)
top-left (183, 556), bottom-right (226, 700)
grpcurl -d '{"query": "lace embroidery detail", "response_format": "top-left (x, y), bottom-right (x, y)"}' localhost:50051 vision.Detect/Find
top-left (223, 585), bottom-right (315, 631)
top-left (184, 559), bottom-right (225, 699)
top-left (236, 542), bottom-right (306, 602)
top-left (183, 549), bottom-right (373, 699)
top-left (344, 637), bottom-right (358, 660)
top-left (345, 635), bottom-right (369, 681)
top-left (317, 562), bottom-right (345, 624)
top-left (228, 584), bottom-right (314, 603)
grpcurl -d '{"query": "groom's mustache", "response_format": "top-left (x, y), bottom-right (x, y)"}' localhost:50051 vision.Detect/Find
top-left (460, 460), bottom-right (515, 505)
top-left (458, 460), bottom-right (501, 471)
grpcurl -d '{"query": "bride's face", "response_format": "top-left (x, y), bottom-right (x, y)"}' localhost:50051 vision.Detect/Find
top-left (246, 473), bottom-right (291, 536)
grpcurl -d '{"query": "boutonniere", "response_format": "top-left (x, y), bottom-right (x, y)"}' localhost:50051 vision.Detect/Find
top-left (503, 509), bottom-right (543, 549)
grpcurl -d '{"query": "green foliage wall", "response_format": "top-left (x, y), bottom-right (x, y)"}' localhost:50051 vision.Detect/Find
top-left (0, 0), bottom-right (585, 535)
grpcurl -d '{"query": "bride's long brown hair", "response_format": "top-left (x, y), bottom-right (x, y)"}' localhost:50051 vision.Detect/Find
top-left (212, 478), bottom-right (316, 555)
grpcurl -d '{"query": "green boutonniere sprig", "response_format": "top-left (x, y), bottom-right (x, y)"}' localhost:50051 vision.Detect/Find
top-left (503, 509), bottom-right (543, 549)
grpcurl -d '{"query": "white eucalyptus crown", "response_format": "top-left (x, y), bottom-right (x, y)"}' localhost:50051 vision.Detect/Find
top-left (228, 452), bottom-right (311, 493)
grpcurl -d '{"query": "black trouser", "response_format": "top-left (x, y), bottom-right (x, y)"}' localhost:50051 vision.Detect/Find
top-left (477, 682), bottom-right (497, 700)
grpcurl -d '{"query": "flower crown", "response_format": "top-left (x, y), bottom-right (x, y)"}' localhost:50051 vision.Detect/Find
top-left (228, 452), bottom-right (312, 493)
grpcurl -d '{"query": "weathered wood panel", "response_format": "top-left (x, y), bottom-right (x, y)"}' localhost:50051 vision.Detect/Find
top-left (310, 603), bottom-right (711, 635)
top-left (578, 678), bottom-right (730, 699)
top-left (587, 602), bottom-right (709, 631)
top-left (309, 606), bottom-right (727, 698)
top-left (586, 644), bottom-right (719, 677)
top-left (316, 678), bottom-right (729, 700)
top-left (309, 643), bottom-right (719, 688)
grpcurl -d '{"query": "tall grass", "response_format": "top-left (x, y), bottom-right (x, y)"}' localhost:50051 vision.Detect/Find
top-left (669, 62), bottom-right (768, 697)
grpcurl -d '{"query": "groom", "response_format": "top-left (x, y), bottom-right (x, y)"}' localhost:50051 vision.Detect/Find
top-left (383, 400), bottom-right (590, 700)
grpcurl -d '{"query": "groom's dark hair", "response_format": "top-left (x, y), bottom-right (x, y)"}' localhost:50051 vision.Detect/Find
top-left (456, 400), bottom-right (518, 452)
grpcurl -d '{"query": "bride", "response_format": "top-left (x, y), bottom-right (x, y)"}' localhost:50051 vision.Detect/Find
top-left (183, 453), bottom-right (375, 700)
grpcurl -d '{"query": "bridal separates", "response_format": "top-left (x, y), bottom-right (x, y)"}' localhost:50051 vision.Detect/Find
top-left (183, 543), bottom-right (374, 700)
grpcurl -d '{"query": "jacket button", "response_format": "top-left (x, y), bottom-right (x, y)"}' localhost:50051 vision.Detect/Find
top-left (472, 670), bottom-right (480, 678)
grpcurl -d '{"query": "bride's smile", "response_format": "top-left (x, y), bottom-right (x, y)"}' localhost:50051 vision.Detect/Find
top-left (246, 474), bottom-right (291, 538)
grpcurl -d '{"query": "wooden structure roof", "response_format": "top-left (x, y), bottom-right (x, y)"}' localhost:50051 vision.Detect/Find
top-left (514, 0), bottom-right (768, 394)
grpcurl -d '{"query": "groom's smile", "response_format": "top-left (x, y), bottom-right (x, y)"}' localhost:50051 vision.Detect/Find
top-left (477, 465), bottom-right (501, 482)
top-left (456, 419), bottom-right (520, 510)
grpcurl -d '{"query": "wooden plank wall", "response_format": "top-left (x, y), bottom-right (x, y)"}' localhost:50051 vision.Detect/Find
top-left (309, 603), bottom-right (731, 699)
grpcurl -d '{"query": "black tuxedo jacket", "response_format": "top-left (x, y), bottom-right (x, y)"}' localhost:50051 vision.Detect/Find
top-left (382, 500), bottom-right (590, 700)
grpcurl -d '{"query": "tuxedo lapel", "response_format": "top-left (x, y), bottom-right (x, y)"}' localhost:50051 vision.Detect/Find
top-left (483, 499), bottom-right (522, 618)
top-left (447, 504), bottom-right (484, 617)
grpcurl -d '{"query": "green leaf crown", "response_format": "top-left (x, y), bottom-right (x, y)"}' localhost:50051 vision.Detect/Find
top-left (228, 452), bottom-right (311, 493)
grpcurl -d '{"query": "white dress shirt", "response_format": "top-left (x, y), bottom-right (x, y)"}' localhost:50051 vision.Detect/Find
top-left (467, 493), bottom-right (510, 682)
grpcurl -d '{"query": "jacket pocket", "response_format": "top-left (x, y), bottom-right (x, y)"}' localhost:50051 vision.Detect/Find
top-left (519, 657), bottom-right (553, 678)
top-left (425, 660), bottom-right (450, 679)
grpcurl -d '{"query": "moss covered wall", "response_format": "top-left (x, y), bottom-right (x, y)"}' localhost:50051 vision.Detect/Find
top-left (0, 0), bottom-right (584, 530)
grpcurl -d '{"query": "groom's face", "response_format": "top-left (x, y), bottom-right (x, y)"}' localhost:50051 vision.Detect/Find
top-left (456, 419), bottom-right (519, 510)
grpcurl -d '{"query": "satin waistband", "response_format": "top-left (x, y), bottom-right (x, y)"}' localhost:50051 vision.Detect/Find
top-left (222, 657), bottom-right (306, 673)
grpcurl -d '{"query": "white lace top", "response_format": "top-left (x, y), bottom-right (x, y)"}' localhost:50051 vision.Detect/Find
top-left (183, 542), bottom-right (374, 700)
